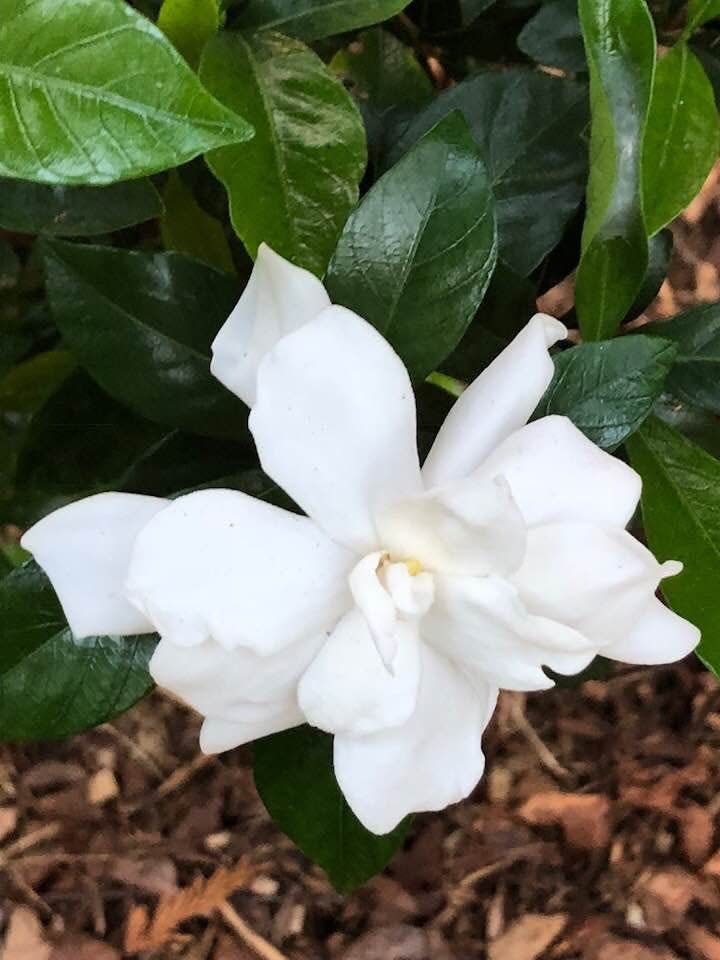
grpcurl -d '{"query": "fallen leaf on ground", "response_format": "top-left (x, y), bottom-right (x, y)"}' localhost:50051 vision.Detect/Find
top-left (518, 792), bottom-right (611, 850)
top-left (0, 908), bottom-right (51, 960)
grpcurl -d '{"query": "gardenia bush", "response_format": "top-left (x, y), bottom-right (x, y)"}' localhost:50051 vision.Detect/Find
top-left (1, 0), bottom-right (719, 891)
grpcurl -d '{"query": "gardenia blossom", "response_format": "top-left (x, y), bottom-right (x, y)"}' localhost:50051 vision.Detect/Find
top-left (22, 245), bottom-right (700, 835)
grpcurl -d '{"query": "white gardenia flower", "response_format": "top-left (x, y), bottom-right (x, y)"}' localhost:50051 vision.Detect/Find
top-left (22, 244), bottom-right (700, 835)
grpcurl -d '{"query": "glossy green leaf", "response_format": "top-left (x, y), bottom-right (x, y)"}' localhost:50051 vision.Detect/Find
top-left (626, 417), bottom-right (718, 675)
top-left (326, 112), bottom-right (497, 381)
top-left (161, 171), bottom-right (234, 274)
top-left (646, 301), bottom-right (720, 415)
top-left (0, 0), bottom-right (252, 185)
top-left (158, 0), bottom-right (219, 68)
top-left (685, 0), bottom-right (720, 34)
top-left (643, 45), bottom-right (719, 236)
top-left (0, 351), bottom-right (75, 414)
top-left (537, 336), bottom-right (677, 450)
top-left (201, 31), bottom-right (366, 277)
top-left (517, 0), bottom-right (585, 72)
top-left (575, 0), bottom-right (656, 341)
top-left (254, 726), bottom-right (410, 892)
top-left (42, 240), bottom-right (247, 438)
top-left (0, 561), bottom-right (157, 740)
top-left (0, 178), bottom-right (162, 236)
top-left (235, 0), bottom-right (411, 41)
top-left (331, 28), bottom-right (432, 108)
top-left (388, 70), bottom-right (588, 276)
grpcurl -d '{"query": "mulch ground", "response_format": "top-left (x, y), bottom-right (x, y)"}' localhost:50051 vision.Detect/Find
top-left (2, 176), bottom-right (720, 960)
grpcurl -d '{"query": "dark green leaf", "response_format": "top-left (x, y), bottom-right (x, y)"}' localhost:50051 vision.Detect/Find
top-left (161, 171), bottom-right (234, 274)
top-left (460, 0), bottom-right (498, 23)
top-left (517, 0), bottom-right (586, 72)
top-left (626, 229), bottom-right (673, 321)
top-left (0, 551), bottom-right (12, 580)
top-left (0, 561), bottom-right (156, 740)
top-left (536, 336), bottom-right (677, 450)
top-left (0, 178), bottom-right (162, 236)
top-left (0, 351), bottom-right (76, 414)
top-left (326, 112), bottom-right (497, 381)
top-left (42, 239), bottom-right (247, 438)
top-left (694, 43), bottom-right (720, 107)
top-left (331, 28), bottom-right (432, 108)
top-left (254, 725), bottom-right (410, 892)
top-left (158, 0), bottom-right (219, 68)
top-left (235, 0), bottom-right (411, 41)
top-left (626, 417), bottom-right (718, 676)
top-left (0, 238), bottom-right (20, 291)
top-left (575, 0), bottom-right (656, 340)
top-left (0, 0), bottom-right (252, 185)
top-left (646, 301), bottom-right (720, 415)
top-left (388, 70), bottom-right (588, 276)
top-left (643, 44), bottom-right (719, 236)
top-left (685, 0), bottom-right (720, 34)
top-left (654, 394), bottom-right (720, 459)
top-left (201, 31), bottom-right (366, 277)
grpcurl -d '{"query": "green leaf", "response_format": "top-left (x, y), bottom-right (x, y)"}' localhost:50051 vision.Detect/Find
top-left (694, 43), bottom-right (720, 107)
top-left (685, 0), bottom-right (720, 34)
top-left (0, 561), bottom-right (156, 740)
top-left (626, 417), bottom-right (718, 675)
top-left (235, 0), bottom-right (411, 41)
top-left (0, 0), bottom-right (252, 185)
top-left (331, 28), bottom-right (432, 108)
top-left (200, 31), bottom-right (366, 277)
top-left (575, 0), bottom-right (656, 341)
top-left (326, 112), bottom-right (497, 381)
top-left (0, 178), bottom-right (162, 236)
top-left (626, 229), bottom-right (673, 320)
top-left (42, 239), bottom-right (247, 438)
top-left (388, 70), bottom-right (588, 276)
top-left (642, 44), bottom-right (719, 236)
top-left (0, 350), bottom-right (76, 415)
top-left (536, 336), bottom-right (677, 450)
top-left (646, 301), bottom-right (720, 415)
top-left (158, 0), bottom-right (219, 68)
top-left (460, 0), bottom-right (498, 23)
top-left (254, 726), bottom-right (410, 892)
top-left (161, 171), bottom-right (234, 274)
top-left (654, 394), bottom-right (720, 459)
top-left (517, 0), bottom-right (586, 73)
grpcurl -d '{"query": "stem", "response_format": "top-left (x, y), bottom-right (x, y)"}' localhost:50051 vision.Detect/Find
top-left (426, 371), bottom-right (467, 398)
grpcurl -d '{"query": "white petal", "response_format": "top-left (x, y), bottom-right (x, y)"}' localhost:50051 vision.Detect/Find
top-left (376, 474), bottom-right (526, 577)
top-left (210, 244), bottom-right (330, 406)
top-left (298, 608), bottom-right (421, 737)
top-left (423, 314), bottom-right (566, 487)
top-left (250, 306), bottom-right (423, 552)
top-left (511, 522), bottom-right (682, 649)
top-left (126, 489), bottom-right (353, 654)
top-left (423, 574), bottom-right (596, 691)
top-left (475, 415), bottom-right (641, 528)
top-left (334, 644), bottom-right (497, 834)
top-left (21, 492), bottom-right (168, 639)
top-left (200, 706), bottom-right (303, 753)
top-left (602, 596), bottom-right (700, 665)
top-left (151, 633), bottom-right (319, 751)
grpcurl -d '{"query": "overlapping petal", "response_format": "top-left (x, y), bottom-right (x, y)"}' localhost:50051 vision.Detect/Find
top-left (601, 596), bottom-right (699, 665)
top-left (423, 574), bottom-right (596, 691)
top-left (126, 489), bottom-right (353, 653)
top-left (297, 608), bottom-right (421, 737)
top-left (211, 244), bottom-right (330, 406)
top-left (250, 306), bottom-right (423, 552)
top-left (21, 492), bottom-right (168, 639)
top-left (475, 415), bottom-right (642, 529)
top-left (511, 522), bottom-right (683, 650)
top-left (423, 314), bottom-right (566, 487)
top-left (376, 474), bottom-right (526, 577)
top-left (334, 645), bottom-right (497, 834)
top-left (150, 633), bottom-right (321, 750)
